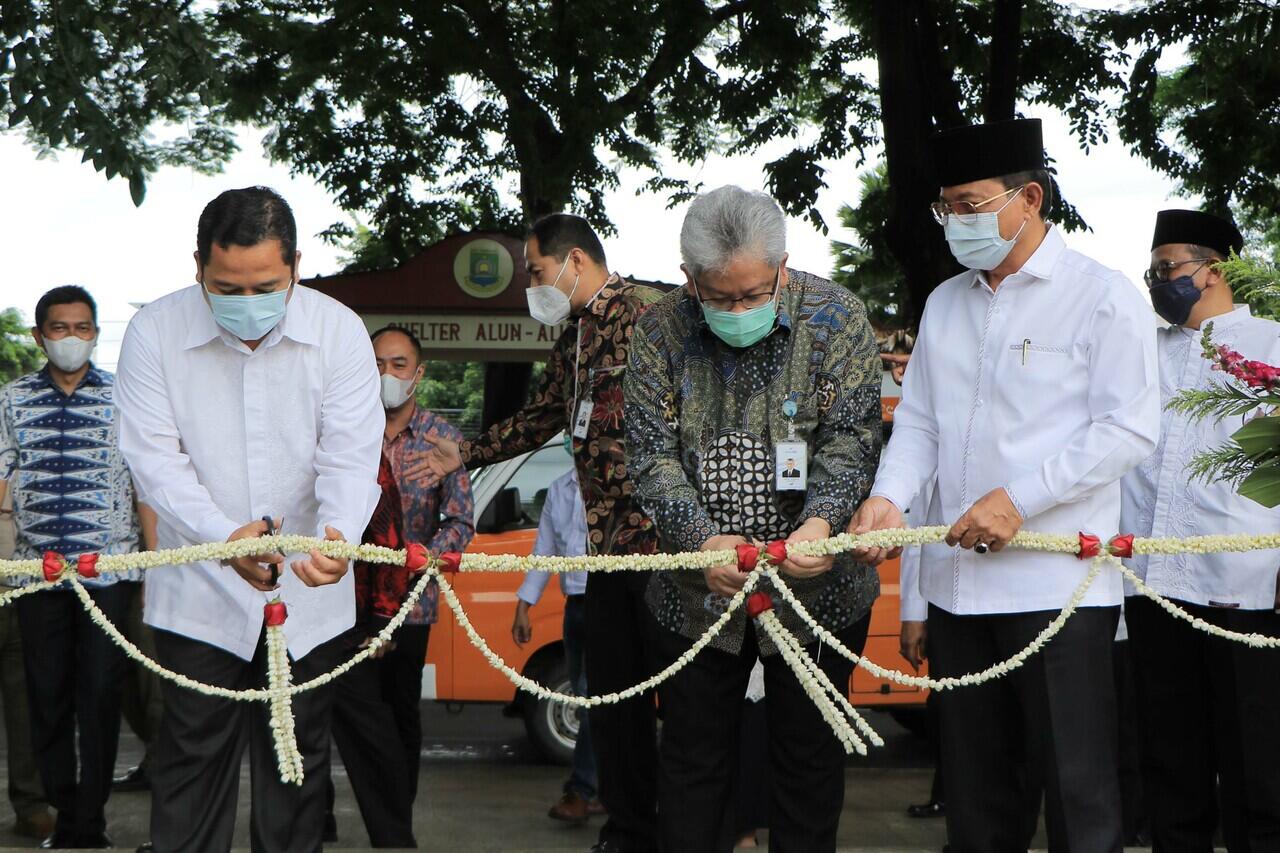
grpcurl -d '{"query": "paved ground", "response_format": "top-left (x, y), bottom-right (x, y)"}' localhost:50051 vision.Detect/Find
top-left (0, 702), bottom-right (970, 851)
top-left (0, 699), bottom-right (1196, 852)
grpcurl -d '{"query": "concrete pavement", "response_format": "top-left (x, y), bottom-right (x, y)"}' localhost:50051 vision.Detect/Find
top-left (0, 703), bottom-right (960, 851)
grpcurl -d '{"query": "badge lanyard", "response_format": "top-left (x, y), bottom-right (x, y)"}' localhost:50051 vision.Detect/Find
top-left (770, 292), bottom-right (808, 492)
top-left (569, 279), bottom-right (615, 441)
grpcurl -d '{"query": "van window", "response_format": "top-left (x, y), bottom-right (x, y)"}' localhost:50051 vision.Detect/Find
top-left (503, 439), bottom-right (574, 526)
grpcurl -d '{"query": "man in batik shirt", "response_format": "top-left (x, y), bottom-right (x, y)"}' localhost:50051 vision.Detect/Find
top-left (625, 185), bottom-right (882, 853)
top-left (327, 324), bottom-right (474, 844)
top-left (407, 214), bottom-right (661, 853)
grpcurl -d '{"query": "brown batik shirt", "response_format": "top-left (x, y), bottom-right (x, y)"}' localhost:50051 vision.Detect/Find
top-left (460, 275), bottom-right (662, 557)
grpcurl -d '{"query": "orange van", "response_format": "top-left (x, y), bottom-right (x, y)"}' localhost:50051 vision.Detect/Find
top-left (426, 371), bottom-right (926, 763)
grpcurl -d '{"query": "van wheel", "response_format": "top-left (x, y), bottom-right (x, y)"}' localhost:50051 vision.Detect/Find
top-left (522, 654), bottom-right (578, 766)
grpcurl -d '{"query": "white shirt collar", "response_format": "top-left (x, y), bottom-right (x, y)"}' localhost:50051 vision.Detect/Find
top-left (970, 224), bottom-right (1065, 289)
top-left (1180, 303), bottom-right (1253, 338)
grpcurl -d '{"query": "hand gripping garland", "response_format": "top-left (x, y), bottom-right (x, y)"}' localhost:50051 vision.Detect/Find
top-left (4, 527), bottom-right (1280, 781)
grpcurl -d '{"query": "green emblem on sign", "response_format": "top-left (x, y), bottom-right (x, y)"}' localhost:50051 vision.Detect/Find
top-left (469, 248), bottom-right (500, 286)
top-left (453, 238), bottom-right (514, 299)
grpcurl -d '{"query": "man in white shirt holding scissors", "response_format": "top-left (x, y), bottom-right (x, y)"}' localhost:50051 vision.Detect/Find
top-left (115, 186), bottom-right (382, 853)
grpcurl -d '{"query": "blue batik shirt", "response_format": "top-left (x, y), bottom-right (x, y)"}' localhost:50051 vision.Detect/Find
top-left (0, 364), bottom-right (142, 587)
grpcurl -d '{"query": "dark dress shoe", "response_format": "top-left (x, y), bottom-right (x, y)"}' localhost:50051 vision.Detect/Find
top-left (322, 812), bottom-right (338, 843)
top-left (113, 764), bottom-right (151, 792)
top-left (907, 800), bottom-right (946, 818)
top-left (40, 830), bottom-right (78, 849)
top-left (136, 844), bottom-right (154, 853)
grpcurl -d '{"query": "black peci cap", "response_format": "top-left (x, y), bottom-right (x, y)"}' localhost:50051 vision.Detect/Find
top-left (1151, 209), bottom-right (1245, 258)
top-left (932, 118), bottom-right (1046, 188)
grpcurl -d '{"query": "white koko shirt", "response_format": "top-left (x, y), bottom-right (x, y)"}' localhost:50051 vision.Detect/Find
top-left (872, 227), bottom-right (1160, 615)
top-left (115, 284), bottom-right (383, 660)
top-left (1120, 305), bottom-right (1280, 611)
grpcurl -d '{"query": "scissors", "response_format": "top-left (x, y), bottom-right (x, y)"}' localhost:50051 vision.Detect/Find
top-left (261, 515), bottom-right (283, 587)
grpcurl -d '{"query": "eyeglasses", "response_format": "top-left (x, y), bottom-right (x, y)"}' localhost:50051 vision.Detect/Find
top-left (694, 268), bottom-right (781, 312)
top-left (1143, 258), bottom-right (1216, 286)
top-left (930, 185), bottom-right (1025, 224)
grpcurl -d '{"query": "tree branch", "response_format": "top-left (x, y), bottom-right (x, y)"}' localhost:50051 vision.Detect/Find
top-left (608, 0), bottom-right (753, 120)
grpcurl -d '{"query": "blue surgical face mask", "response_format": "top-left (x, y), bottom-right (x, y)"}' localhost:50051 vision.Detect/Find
top-left (204, 282), bottom-right (291, 341)
top-left (1149, 275), bottom-right (1203, 326)
top-left (696, 268), bottom-right (782, 349)
top-left (942, 188), bottom-right (1028, 271)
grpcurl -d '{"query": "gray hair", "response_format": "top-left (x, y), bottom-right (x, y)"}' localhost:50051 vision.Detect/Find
top-left (679, 185), bottom-right (786, 280)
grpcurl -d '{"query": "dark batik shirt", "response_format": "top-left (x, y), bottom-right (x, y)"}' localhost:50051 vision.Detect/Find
top-left (461, 275), bottom-right (662, 557)
top-left (625, 271), bottom-right (882, 654)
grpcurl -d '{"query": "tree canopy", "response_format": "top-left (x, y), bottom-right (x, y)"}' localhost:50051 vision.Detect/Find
top-left (3, 0), bottom-right (1278, 314)
top-left (829, 164), bottom-right (903, 327)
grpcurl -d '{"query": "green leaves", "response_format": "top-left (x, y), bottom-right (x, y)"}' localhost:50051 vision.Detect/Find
top-left (1, 0), bottom-right (235, 206)
top-left (1238, 463), bottom-right (1280, 509)
top-left (1220, 254), bottom-right (1280, 321)
top-left (1167, 381), bottom-right (1276, 424)
top-left (0, 308), bottom-right (44, 385)
top-left (1103, 1), bottom-right (1280, 232)
top-left (830, 164), bottom-right (904, 328)
top-left (1178, 310), bottom-right (1280, 509)
top-left (1232, 413), bottom-right (1280, 458)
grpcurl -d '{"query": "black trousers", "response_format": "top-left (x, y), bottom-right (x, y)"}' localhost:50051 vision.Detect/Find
top-left (654, 614), bottom-right (871, 853)
top-left (119, 580), bottom-right (164, 772)
top-left (1112, 638), bottom-right (1147, 844)
top-left (1127, 595), bottom-right (1280, 853)
top-left (929, 604), bottom-right (1123, 853)
top-left (150, 627), bottom-right (349, 853)
top-left (724, 698), bottom-right (770, 847)
top-left (329, 623), bottom-right (430, 848)
top-left (16, 583), bottom-right (129, 841)
top-left (585, 571), bottom-right (660, 852)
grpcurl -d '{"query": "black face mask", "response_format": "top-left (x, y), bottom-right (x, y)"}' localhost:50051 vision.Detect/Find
top-left (1150, 275), bottom-right (1202, 326)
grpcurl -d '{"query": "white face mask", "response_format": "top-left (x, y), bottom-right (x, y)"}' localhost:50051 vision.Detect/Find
top-left (525, 256), bottom-right (579, 326)
top-left (43, 335), bottom-right (96, 373)
top-left (380, 373), bottom-right (417, 409)
top-left (942, 187), bottom-right (1028, 271)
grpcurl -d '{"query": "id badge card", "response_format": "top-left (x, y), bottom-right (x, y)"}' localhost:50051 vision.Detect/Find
top-left (572, 400), bottom-right (594, 439)
top-left (775, 441), bottom-right (808, 490)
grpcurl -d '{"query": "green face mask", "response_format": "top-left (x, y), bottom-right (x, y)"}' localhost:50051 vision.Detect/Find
top-left (696, 269), bottom-right (781, 348)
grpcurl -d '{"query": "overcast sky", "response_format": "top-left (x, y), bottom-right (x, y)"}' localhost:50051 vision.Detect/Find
top-left (1, 92), bottom-right (1184, 371)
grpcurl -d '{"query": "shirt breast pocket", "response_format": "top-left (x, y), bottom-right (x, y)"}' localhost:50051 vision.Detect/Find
top-left (1007, 341), bottom-right (1074, 370)
top-left (1002, 341), bottom-right (1085, 403)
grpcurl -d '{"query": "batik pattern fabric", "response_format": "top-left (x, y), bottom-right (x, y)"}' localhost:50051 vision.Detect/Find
top-left (384, 406), bottom-right (475, 625)
top-left (354, 453), bottom-right (409, 632)
top-left (0, 365), bottom-right (140, 587)
top-left (625, 271), bottom-right (882, 655)
top-left (461, 276), bottom-right (663, 557)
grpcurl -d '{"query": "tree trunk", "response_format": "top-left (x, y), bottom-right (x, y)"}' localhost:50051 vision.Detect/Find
top-left (481, 362), bottom-right (535, 431)
top-left (484, 145), bottom-right (572, 432)
top-left (985, 0), bottom-right (1023, 121)
top-left (872, 0), bottom-right (962, 325)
